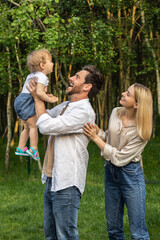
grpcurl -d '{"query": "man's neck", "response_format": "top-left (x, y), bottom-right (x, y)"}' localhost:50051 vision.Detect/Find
top-left (69, 93), bottom-right (88, 102)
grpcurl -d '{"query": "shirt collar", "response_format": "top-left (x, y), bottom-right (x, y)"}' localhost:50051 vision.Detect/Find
top-left (69, 98), bottom-right (89, 106)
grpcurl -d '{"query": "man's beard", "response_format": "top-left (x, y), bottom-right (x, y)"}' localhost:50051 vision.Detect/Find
top-left (66, 90), bottom-right (75, 96)
top-left (66, 85), bottom-right (83, 96)
top-left (66, 87), bottom-right (81, 96)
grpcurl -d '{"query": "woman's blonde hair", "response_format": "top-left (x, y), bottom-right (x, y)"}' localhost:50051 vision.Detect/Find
top-left (27, 49), bottom-right (52, 72)
top-left (134, 83), bottom-right (153, 141)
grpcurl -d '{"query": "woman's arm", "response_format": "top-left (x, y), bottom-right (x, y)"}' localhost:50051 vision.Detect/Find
top-left (102, 137), bottom-right (147, 166)
top-left (83, 122), bottom-right (147, 167)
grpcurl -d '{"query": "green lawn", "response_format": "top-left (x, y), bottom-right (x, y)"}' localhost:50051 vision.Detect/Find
top-left (0, 138), bottom-right (160, 240)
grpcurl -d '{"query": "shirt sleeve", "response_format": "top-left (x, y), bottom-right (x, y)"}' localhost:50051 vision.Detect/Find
top-left (97, 108), bottom-right (116, 142)
top-left (46, 101), bottom-right (69, 118)
top-left (36, 107), bottom-right (95, 135)
top-left (102, 136), bottom-right (147, 167)
top-left (98, 129), bottom-right (108, 141)
top-left (36, 73), bottom-right (49, 86)
top-left (37, 78), bottom-right (49, 86)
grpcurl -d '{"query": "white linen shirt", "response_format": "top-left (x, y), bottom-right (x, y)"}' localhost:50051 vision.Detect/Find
top-left (36, 99), bottom-right (95, 194)
top-left (22, 72), bottom-right (49, 93)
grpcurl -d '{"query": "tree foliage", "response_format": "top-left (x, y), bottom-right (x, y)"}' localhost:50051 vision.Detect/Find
top-left (0, 0), bottom-right (159, 141)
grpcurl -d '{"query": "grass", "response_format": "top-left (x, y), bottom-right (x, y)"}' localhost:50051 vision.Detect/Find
top-left (0, 137), bottom-right (160, 240)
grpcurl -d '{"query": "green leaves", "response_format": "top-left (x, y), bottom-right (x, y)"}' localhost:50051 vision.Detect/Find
top-left (0, 0), bottom-right (159, 110)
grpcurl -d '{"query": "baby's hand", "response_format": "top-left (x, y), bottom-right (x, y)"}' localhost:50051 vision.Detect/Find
top-left (47, 94), bottom-right (58, 103)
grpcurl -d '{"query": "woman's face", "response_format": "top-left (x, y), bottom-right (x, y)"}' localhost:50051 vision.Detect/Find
top-left (120, 85), bottom-right (137, 109)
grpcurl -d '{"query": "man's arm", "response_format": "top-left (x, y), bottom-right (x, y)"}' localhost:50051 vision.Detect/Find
top-left (36, 106), bottom-right (92, 136)
top-left (27, 80), bottom-right (94, 136)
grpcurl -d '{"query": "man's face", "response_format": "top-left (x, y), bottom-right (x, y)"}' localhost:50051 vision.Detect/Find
top-left (66, 70), bottom-right (89, 96)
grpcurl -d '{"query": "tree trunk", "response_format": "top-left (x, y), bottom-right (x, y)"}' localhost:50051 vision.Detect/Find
top-left (5, 47), bottom-right (12, 170)
top-left (98, 75), bottom-right (108, 129)
top-left (117, 7), bottom-right (124, 94)
top-left (11, 116), bottom-right (19, 147)
top-left (107, 76), bottom-right (112, 129)
top-left (14, 43), bottom-right (25, 85)
top-left (140, 4), bottom-right (160, 114)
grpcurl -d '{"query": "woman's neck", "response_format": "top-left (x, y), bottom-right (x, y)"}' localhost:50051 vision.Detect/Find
top-left (122, 108), bottom-right (136, 126)
top-left (125, 108), bottom-right (136, 120)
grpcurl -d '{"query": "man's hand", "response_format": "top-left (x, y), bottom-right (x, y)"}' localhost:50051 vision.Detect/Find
top-left (26, 78), bottom-right (38, 100)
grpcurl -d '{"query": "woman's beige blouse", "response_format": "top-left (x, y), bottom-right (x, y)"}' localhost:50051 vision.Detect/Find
top-left (98, 107), bottom-right (147, 167)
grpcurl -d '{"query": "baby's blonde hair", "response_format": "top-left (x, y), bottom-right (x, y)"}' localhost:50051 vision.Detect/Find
top-left (27, 49), bottom-right (52, 72)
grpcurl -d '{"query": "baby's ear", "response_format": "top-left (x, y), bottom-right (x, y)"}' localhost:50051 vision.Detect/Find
top-left (40, 62), bottom-right (45, 70)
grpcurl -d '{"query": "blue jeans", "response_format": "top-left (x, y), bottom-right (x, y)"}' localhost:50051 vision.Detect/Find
top-left (43, 178), bottom-right (81, 240)
top-left (105, 161), bottom-right (150, 240)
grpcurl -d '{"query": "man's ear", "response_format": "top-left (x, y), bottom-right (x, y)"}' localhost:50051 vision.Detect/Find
top-left (84, 83), bottom-right (92, 92)
top-left (39, 62), bottom-right (45, 70)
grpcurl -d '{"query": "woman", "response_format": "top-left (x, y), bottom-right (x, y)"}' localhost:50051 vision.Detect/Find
top-left (83, 83), bottom-right (152, 240)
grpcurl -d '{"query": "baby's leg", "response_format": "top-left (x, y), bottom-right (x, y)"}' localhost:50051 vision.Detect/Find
top-left (27, 114), bottom-right (38, 150)
top-left (18, 120), bottom-right (29, 150)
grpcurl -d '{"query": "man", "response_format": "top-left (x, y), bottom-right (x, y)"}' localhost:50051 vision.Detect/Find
top-left (28, 65), bottom-right (103, 240)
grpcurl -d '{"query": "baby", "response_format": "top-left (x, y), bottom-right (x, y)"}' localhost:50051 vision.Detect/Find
top-left (14, 49), bottom-right (58, 161)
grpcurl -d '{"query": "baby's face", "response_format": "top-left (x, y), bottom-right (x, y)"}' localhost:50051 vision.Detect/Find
top-left (43, 55), bottom-right (54, 75)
